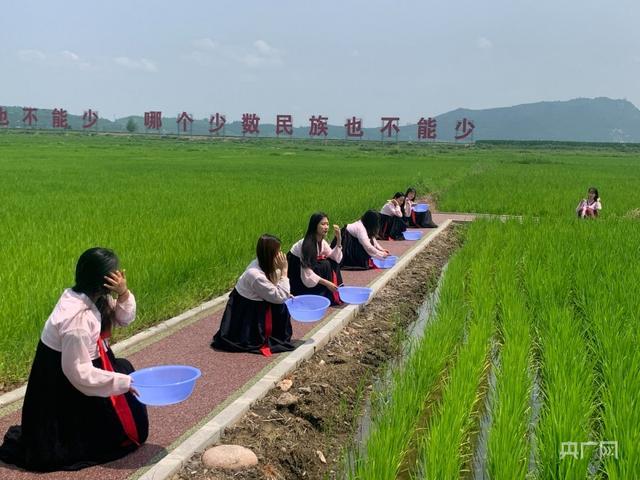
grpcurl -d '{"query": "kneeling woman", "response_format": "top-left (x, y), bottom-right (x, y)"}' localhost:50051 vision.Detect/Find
top-left (337, 210), bottom-right (389, 269)
top-left (212, 234), bottom-right (300, 357)
top-left (0, 248), bottom-right (148, 472)
top-left (403, 187), bottom-right (438, 228)
top-left (288, 212), bottom-right (343, 305)
top-left (379, 192), bottom-right (407, 240)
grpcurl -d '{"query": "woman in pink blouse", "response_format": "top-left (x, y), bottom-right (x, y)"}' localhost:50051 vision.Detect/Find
top-left (337, 210), bottom-right (389, 270)
top-left (402, 187), bottom-right (438, 228)
top-left (379, 192), bottom-right (407, 240)
top-left (576, 187), bottom-right (602, 218)
top-left (0, 248), bottom-right (148, 472)
top-left (212, 234), bottom-right (301, 356)
top-left (287, 212), bottom-right (343, 305)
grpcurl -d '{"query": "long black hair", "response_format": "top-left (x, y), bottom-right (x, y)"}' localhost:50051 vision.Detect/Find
top-left (256, 234), bottom-right (282, 283)
top-left (588, 187), bottom-right (600, 202)
top-left (301, 212), bottom-right (328, 268)
top-left (72, 247), bottom-right (119, 334)
top-left (361, 210), bottom-right (380, 239)
top-left (405, 187), bottom-right (417, 200)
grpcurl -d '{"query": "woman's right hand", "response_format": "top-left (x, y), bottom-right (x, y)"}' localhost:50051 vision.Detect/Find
top-left (274, 252), bottom-right (288, 271)
top-left (322, 279), bottom-right (338, 292)
top-left (129, 384), bottom-right (140, 397)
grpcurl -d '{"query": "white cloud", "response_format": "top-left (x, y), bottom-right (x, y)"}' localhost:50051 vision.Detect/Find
top-left (17, 49), bottom-right (46, 62)
top-left (186, 38), bottom-right (283, 69)
top-left (114, 56), bottom-right (158, 72)
top-left (61, 50), bottom-right (80, 61)
top-left (254, 40), bottom-right (277, 56)
top-left (193, 38), bottom-right (218, 51)
top-left (476, 37), bottom-right (493, 50)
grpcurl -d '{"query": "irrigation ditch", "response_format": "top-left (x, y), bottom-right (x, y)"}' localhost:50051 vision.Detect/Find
top-left (169, 224), bottom-right (464, 480)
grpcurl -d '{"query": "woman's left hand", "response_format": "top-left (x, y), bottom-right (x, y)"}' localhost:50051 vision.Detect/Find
top-left (104, 270), bottom-right (128, 296)
top-left (333, 224), bottom-right (342, 240)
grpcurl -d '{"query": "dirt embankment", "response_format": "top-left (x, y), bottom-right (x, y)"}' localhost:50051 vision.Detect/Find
top-left (172, 225), bottom-right (463, 480)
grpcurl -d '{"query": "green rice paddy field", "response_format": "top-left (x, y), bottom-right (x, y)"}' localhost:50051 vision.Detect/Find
top-left (2, 132), bottom-right (639, 476)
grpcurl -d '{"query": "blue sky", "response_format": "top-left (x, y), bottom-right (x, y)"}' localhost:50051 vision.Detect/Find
top-left (1, 0), bottom-right (638, 126)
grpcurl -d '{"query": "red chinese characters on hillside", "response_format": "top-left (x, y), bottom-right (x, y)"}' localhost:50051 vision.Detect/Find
top-left (0, 107), bottom-right (9, 127)
top-left (345, 116), bottom-right (364, 138)
top-left (455, 117), bottom-right (475, 140)
top-left (83, 109), bottom-right (98, 129)
top-left (209, 113), bottom-right (226, 134)
top-left (275, 114), bottom-right (293, 136)
top-left (22, 107), bottom-right (38, 127)
top-left (417, 117), bottom-right (437, 140)
top-left (176, 112), bottom-right (193, 133)
top-left (52, 108), bottom-right (68, 129)
top-left (380, 117), bottom-right (400, 137)
top-left (242, 113), bottom-right (260, 135)
top-left (144, 111), bottom-right (162, 130)
top-left (309, 115), bottom-right (329, 137)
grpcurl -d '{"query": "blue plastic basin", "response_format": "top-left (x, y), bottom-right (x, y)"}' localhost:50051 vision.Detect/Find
top-left (371, 255), bottom-right (398, 269)
top-left (402, 230), bottom-right (423, 241)
top-left (413, 203), bottom-right (429, 213)
top-left (338, 286), bottom-right (373, 305)
top-left (286, 295), bottom-right (331, 322)
top-left (130, 365), bottom-right (201, 406)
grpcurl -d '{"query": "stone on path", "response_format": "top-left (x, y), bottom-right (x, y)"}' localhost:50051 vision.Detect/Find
top-left (202, 444), bottom-right (258, 470)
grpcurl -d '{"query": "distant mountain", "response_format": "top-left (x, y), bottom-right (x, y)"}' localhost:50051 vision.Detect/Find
top-left (2, 97), bottom-right (639, 142)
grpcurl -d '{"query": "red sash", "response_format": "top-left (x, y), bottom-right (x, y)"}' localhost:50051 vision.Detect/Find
top-left (259, 305), bottom-right (273, 357)
top-left (318, 255), bottom-right (342, 304)
top-left (97, 333), bottom-right (140, 446)
top-left (411, 211), bottom-right (417, 225)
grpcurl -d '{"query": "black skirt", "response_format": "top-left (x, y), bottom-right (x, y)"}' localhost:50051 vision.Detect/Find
top-left (287, 252), bottom-right (343, 306)
top-left (211, 289), bottom-right (300, 355)
top-left (0, 341), bottom-right (148, 472)
top-left (379, 214), bottom-right (407, 240)
top-left (407, 210), bottom-right (438, 228)
top-left (333, 227), bottom-right (373, 270)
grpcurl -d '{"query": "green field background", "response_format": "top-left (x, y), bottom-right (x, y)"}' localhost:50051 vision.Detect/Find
top-left (1, 132), bottom-right (639, 383)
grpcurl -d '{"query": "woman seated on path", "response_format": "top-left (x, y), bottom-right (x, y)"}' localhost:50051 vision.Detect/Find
top-left (379, 192), bottom-right (407, 240)
top-left (335, 210), bottom-right (389, 270)
top-left (287, 212), bottom-right (343, 306)
top-left (0, 248), bottom-right (148, 472)
top-left (576, 187), bottom-right (602, 218)
top-left (403, 187), bottom-right (438, 228)
top-left (211, 234), bottom-right (301, 356)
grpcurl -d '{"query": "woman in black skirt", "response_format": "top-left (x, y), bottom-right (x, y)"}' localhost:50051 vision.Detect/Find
top-left (287, 212), bottom-right (343, 305)
top-left (403, 187), bottom-right (438, 228)
top-left (0, 248), bottom-right (148, 472)
top-left (335, 210), bottom-right (389, 270)
top-left (379, 192), bottom-right (408, 240)
top-left (212, 234), bottom-right (301, 357)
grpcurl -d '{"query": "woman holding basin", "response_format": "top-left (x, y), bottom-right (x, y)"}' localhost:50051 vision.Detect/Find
top-left (335, 210), bottom-right (390, 269)
top-left (403, 187), bottom-right (438, 228)
top-left (0, 248), bottom-right (148, 472)
top-left (211, 234), bottom-right (302, 357)
top-left (287, 212), bottom-right (344, 306)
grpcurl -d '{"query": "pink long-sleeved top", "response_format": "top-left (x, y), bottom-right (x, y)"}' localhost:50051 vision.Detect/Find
top-left (380, 200), bottom-right (403, 217)
top-left (289, 239), bottom-right (343, 288)
top-left (40, 289), bottom-right (136, 398)
top-left (346, 220), bottom-right (387, 259)
top-left (235, 259), bottom-right (291, 304)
